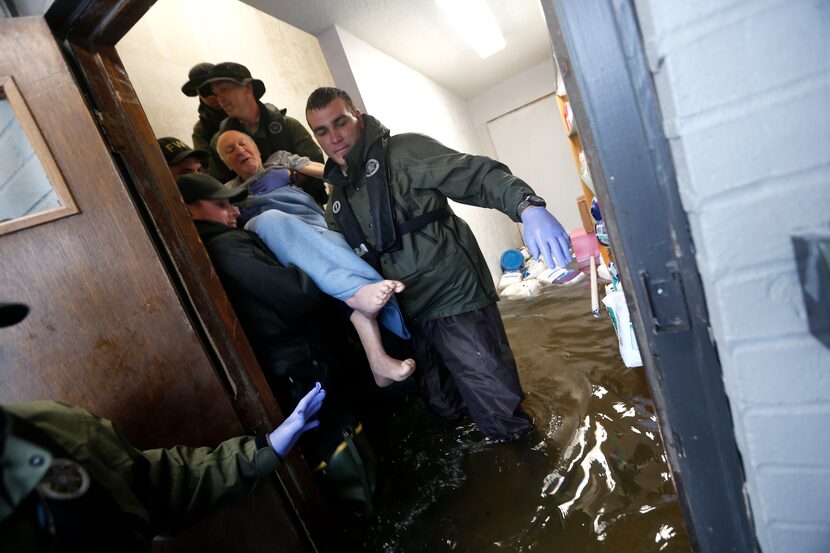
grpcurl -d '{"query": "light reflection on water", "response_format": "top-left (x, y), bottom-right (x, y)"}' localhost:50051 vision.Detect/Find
top-left (339, 284), bottom-right (690, 552)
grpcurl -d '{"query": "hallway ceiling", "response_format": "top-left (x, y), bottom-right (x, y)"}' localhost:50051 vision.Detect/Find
top-left (241, 0), bottom-right (553, 99)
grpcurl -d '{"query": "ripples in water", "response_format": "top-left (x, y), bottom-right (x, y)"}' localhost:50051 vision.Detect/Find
top-left (338, 284), bottom-right (690, 552)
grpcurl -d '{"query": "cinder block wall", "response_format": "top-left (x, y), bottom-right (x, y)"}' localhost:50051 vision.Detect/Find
top-left (633, 1), bottom-right (830, 551)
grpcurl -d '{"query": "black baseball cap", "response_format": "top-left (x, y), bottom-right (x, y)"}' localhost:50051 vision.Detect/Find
top-left (0, 302), bottom-right (28, 327)
top-left (176, 173), bottom-right (248, 204)
top-left (182, 62), bottom-right (214, 97)
top-left (198, 62), bottom-right (266, 99)
top-left (158, 137), bottom-right (209, 166)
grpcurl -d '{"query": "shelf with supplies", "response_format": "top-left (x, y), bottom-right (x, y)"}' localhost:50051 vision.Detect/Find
top-left (553, 76), bottom-right (643, 368)
top-left (554, 90), bottom-right (612, 268)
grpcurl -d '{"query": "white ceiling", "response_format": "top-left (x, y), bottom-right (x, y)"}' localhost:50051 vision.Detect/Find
top-left (241, 0), bottom-right (553, 99)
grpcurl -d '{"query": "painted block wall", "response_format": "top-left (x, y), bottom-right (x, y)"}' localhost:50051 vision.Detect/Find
top-left (319, 26), bottom-right (523, 284)
top-left (633, 1), bottom-right (830, 551)
top-left (116, 0), bottom-right (334, 152)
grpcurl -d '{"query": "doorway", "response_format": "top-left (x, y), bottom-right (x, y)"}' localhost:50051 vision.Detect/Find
top-left (111, 0), bottom-right (699, 550)
top-left (1, 0), bottom-right (755, 551)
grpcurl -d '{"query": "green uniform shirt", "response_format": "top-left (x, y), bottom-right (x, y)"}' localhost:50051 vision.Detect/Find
top-left (0, 401), bottom-right (280, 550)
top-left (192, 101), bottom-right (227, 153)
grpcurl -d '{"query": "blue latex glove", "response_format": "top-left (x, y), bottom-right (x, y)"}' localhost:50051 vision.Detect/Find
top-left (249, 168), bottom-right (291, 195)
top-left (520, 206), bottom-right (573, 269)
top-left (268, 382), bottom-right (326, 458)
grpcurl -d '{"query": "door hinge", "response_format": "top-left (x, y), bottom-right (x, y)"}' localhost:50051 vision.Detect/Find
top-left (640, 263), bottom-right (690, 333)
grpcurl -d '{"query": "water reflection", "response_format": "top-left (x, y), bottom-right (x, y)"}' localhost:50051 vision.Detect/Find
top-left (340, 284), bottom-right (690, 552)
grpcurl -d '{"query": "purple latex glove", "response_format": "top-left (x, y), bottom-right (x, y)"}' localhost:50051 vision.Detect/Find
top-left (268, 382), bottom-right (326, 458)
top-left (520, 206), bottom-right (573, 268)
top-left (248, 168), bottom-right (291, 195)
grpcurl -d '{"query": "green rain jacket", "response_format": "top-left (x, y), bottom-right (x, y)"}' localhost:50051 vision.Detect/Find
top-left (324, 115), bottom-right (535, 324)
top-left (0, 401), bottom-right (280, 551)
top-left (192, 101), bottom-right (227, 153)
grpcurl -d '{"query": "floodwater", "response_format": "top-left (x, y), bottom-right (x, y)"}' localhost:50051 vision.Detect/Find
top-left (339, 284), bottom-right (691, 552)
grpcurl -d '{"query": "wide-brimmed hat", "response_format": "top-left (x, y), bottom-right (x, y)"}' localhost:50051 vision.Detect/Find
top-left (181, 62), bottom-right (214, 97)
top-left (0, 302), bottom-right (28, 327)
top-left (158, 137), bottom-right (209, 166)
top-left (176, 172), bottom-right (248, 204)
top-left (198, 62), bottom-right (266, 99)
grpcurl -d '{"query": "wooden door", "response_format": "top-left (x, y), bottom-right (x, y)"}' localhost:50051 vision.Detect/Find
top-left (0, 16), bottom-right (310, 552)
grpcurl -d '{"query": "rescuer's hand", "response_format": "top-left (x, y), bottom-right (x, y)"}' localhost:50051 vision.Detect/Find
top-left (520, 206), bottom-right (573, 269)
top-left (267, 382), bottom-right (325, 457)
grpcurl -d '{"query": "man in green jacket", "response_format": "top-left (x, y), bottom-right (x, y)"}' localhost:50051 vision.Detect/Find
top-left (199, 62), bottom-right (327, 206)
top-left (306, 87), bottom-right (573, 441)
top-left (0, 301), bottom-right (325, 550)
top-left (181, 62), bottom-right (228, 153)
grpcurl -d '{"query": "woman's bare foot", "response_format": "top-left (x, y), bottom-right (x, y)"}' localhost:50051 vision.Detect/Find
top-left (368, 356), bottom-right (416, 388)
top-left (346, 280), bottom-right (405, 319)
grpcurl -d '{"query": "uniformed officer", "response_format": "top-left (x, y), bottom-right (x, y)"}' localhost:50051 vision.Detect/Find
top-left (198, 62), bottom-right (327, 206)
top-left (157, 136), bottom-right (209, 178)
top-left (306, 87), bottom-right (573, 441)
top-left (181, 62), bottom-right (228, 153)
top-left (0, 302), bottom-right (325, 550)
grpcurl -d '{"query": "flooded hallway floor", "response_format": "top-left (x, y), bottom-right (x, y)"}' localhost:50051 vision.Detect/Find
top-left (339, 284), bottom-right (691, 552)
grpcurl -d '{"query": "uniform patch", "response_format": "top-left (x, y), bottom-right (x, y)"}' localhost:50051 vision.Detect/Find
top-left (268, 121), bottom-right (283, 135)
top-left (365, 159), bottom-right (380, 177)
top-left (37, 458), bottom-right (91, 500)
top-left (332, 200), bottom-right (341, 214)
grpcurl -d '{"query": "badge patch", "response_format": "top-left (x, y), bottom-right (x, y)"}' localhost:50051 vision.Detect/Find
top-left (365, 159), bottom-right (380, 177)
top-left (332, 200), bottom-right (341, 214)
top-left (37, 458), bottom-right (90, 500)
top-left (268, 121), bottom-right (283, 135)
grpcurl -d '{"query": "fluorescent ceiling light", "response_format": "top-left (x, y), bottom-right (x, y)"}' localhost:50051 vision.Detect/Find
top-left (435, 0), bottom-right (506, 59)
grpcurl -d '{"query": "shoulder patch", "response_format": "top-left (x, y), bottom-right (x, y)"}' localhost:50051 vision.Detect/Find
top-left (365, 159), bottom-right (380, 177)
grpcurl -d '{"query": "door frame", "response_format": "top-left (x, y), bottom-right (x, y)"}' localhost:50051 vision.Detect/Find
top-left (34, 0), bottom-right (758, 550)
top-left (541, 1), bottom-right (757, 551)
top-left (41, 0), bottom-right (327, 548)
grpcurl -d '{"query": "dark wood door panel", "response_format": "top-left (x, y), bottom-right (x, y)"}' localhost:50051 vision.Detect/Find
top-left (0, 16), bottom-right (235, 448)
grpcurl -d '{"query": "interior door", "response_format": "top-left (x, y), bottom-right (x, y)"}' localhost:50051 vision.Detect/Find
top-left (487, 94), bottom-right (584, 232)
top-left (0, 16), bottom-right (309, 552)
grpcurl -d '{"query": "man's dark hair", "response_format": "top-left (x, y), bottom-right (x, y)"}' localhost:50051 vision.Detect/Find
top-left (306, 87), bottom-right (358, 114)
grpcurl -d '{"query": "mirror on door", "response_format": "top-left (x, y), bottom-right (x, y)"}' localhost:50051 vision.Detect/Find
top-left (0, 76), bottom-right (78, 236)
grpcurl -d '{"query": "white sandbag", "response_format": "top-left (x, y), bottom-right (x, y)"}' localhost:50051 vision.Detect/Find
top-left (500, 278), bottom-right (541, 299)
top-left (498, 270), bottom-right (524, 291)
top-left (524, 258), bottom-right (549, 280)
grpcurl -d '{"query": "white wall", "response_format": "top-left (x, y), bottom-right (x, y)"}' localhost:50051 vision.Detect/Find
top-left (634, 1), bottom-right (830, 551)
top-left (320, 26), bottom-right (523, 283)
top-left (329, 26), bottom-right (482, 155)
top-left (116, 0), bottom-right (334, 149)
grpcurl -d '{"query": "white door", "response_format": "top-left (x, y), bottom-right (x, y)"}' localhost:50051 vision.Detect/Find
top-left (487, 94), bottom-right (584, 233)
